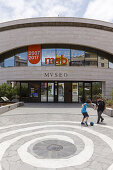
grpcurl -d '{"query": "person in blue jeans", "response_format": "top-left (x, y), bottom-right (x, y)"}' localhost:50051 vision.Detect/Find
top-left (81, 102), bottom-right (89, 126)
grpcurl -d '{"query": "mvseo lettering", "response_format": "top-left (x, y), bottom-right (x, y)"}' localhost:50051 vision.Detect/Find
top-left (44, 73), bottom-right (68, 77)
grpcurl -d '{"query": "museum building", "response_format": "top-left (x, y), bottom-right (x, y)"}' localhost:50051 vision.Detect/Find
top-left (0, 17), bottom-right (113, 103)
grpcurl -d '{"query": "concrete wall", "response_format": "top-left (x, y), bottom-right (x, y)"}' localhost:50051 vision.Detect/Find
top-left (0, 102), bottom-right (24, 115)
top-left (0, 17), bottom-right (113, 58)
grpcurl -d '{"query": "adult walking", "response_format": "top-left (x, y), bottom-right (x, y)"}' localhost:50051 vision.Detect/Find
top-left (96, 97), bottom-right (106, 124)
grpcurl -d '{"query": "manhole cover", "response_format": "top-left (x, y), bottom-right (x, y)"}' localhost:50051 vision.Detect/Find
top-left (30, 139), bottom-right (77, 159)
top-left (47, 144), bottom-right (63, 151)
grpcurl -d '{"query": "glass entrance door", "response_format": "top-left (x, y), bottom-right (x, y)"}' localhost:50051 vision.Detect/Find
top-left (48, 82), bottom-right (54, 102)
top-left (41, 82), bottom-right (47, 102)
top-left (58, 82), bottom-right (64, 102)
top-left (72, 82), bottom-right (78, 102)
top-left (84, 82), bottom-right (91, 101)
top-left (29, 82), bottom-right (41, 102)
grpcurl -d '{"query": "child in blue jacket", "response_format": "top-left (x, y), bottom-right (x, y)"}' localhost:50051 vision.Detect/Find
top-left (81, 103), bottom-right (89, 126)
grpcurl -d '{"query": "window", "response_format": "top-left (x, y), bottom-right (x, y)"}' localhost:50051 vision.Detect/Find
top-left (56, 49), bottom-right (70, 66)
top-left (109, 62), bottom-right (113, 68)
top-left (72, 83), bottom-right (78, 102)
top-left (4, 56), bottom-right (14, 67)
top-left (101, 63), bottom-right (104, 67)
top-left (92, 82), bottom-right (102, 102)
top-left (20, 82), bottom-right (29, 102)
top-left (71, 50), bottom-right (85, 66)
top-left (42, 49), bottom-right (56, 66)
top-left (85, 52), bottom-right (90, 58)
top-left (100, 57), bottom-right (104, 60)
top-left (41, 82), bottom-right (47, 102)
top-left (15, 52), bottom-right (28, 66)
top-left (0, 61), bottom-right (4, 67)
top-left (85, 52), bottom-right (97, 67)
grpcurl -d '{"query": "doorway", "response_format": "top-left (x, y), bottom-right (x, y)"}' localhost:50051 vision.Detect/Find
top-left (29, 82), bottom-right (41, 102)
top-left (64, 82), bottom-right (72, 102)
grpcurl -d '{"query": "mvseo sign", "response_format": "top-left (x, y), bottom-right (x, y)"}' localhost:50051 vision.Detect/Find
top-left (28, 45), bottom-right (41, 65)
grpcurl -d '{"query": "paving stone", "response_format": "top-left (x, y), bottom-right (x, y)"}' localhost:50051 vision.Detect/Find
top-left (0, 103), bottom-right (113, 170)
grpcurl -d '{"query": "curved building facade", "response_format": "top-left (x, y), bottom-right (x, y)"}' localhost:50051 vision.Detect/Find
top-left (0, 17), bottom-right (113, 103)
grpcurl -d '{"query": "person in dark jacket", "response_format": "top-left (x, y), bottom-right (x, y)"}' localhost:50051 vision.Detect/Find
top-left (96, 97), bottom-right (106, 124)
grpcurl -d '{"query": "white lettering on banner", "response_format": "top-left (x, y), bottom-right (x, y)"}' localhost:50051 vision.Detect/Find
top-left (28, 51), bottom-right (40, 56)
top-left (44, 73), bottom-right (68, 78)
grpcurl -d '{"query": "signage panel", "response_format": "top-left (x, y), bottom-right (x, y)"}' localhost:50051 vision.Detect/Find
top-left (28, 45), bottom-right (41, 66)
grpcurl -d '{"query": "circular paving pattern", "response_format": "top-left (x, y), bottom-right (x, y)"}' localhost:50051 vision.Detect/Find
top-left (0, 121), bottom-right (113, 170)
top-left (31, 139), bottom-right (77, 158)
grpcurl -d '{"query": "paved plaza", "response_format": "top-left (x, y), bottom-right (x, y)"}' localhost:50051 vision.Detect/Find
top-left (0, 103), bottom-right (113, 170)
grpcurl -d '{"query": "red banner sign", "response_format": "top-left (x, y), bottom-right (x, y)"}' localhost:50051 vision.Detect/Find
top-left (28, 45), bottom-right (41, 64)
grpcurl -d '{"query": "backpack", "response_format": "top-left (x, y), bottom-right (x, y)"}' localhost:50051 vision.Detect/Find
top-left (98, 100), bottom-right (105, 111)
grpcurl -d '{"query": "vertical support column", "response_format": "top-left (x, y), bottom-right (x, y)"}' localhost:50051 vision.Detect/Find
top-left (54, 81), bottom-right (58, 103)
top-left (19, 82), bottom-right (21, 101)
top-left (102, 81), bottom-right (113, 99)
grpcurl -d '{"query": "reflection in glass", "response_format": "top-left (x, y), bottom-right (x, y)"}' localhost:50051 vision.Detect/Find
top-left (14, 82), bottom-right (20, 101)
top-left (109, 62), bottom-right (113, 68)
top-left (0, 61), bottom-right (4, 67)
top-left (84, 83), bottom-right (91, 101)
top-left (98, 56), bottom-right (108, 68)
top-left (30, 82), bottom-right (40, 102)
top-left (58, 83), bottom-right (64, 102)
top-left (78, 82), bottom-right (84, 102)
top-left (42, 49), bottom-right (55, 66)
top-left (56, 49), bottom-right (70, 66)
top-left (92, 82), bottom-right (102, 102)
top-left (4, 56), bottom-right (15, 67)
top-left (48, 83), bottom-right (54, 102)
top-left (41, 82), bottom-right (47, 102)
top-left (72, 83), bottom-right (78, 102)
top-left (71, 50), bottom-right (85, 66)
top-left (15, 52), bottom-right (28, 66)
top-left (85, 52), bottom-right (97, 67)
top-left (21, 83), bottom-right (29, 102)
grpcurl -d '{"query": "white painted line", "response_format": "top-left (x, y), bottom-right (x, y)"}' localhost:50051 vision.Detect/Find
top-left (0, 120), bottom-right (113, 132)
top-left (18, 131), bottom-right (93, 168)
top-left (0, 121), bottom-right (80, 130)
top-left (0, 123), bottom-right (112, 169)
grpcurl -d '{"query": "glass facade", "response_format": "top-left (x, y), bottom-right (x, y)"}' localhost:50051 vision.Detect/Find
top-left (84, 82), bottom-right (91, 101)
top-left (92, 82), bottom-right (102, 102)
top-left (48, 82), bottom-right (54, 102)
top-left (42, 49), bottom-right (55, 66)
top-left (1, 47), bottom-right (112, 68)
top-left (29, 82), bottom-right (40, 102)
top-left (72, 83), bottom-right (78, 102)
top-left (109, 62), bottom-right (113, 68)
top-left (85, 52), bottom-right (97, 67)
top-left (15, 52), bottom-right (27, 67)
top-left (20, 82), bottom-right (29, 102)
top-left (56, 49), bottom-right (70, 66)
top-left (4, 56), bottom-right (15, 67)
top-left (58, 83), bottom-right (64, 102)
top-left (0, 61), bottom-right (4, 67)
top-left (13, 81), bottom-right (102, 103)
top-left (41, 82), bottom-right (47, 102)
top-left (71, 50), bottom-right (85, 66)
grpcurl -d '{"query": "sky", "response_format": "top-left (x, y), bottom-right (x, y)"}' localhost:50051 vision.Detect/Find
top-left (0, 0), bottom-right (113, 23)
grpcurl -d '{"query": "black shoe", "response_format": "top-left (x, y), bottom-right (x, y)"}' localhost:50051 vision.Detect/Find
top-left (97, 121), bottom-right (99, 124)
top-left (81, 122), bottom-right (85, 125)
top-left (85, 121), bottom-right (88, 126)
top-left (101, 118), bottom-right (104, 122)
